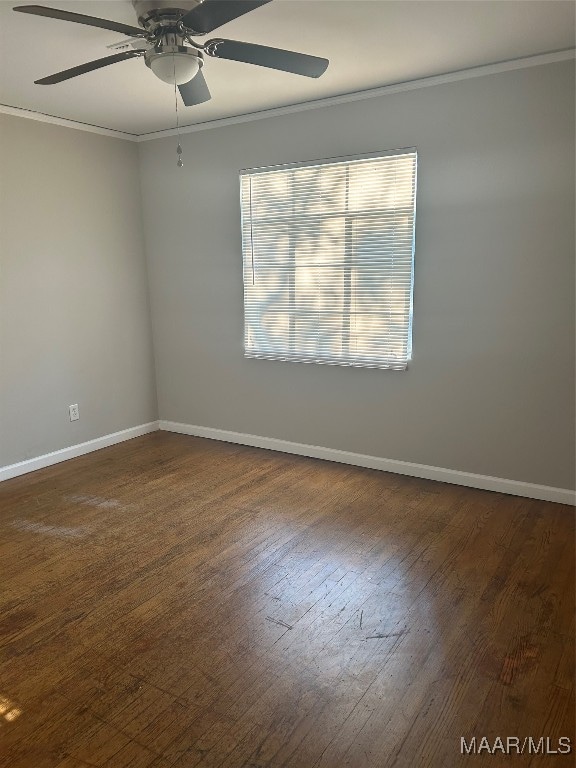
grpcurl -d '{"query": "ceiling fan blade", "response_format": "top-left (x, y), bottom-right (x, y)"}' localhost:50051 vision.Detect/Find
top-left (179, 0), bottom-right (272, 35)
top-left (35, 50), bottom-right (145, 85)
top-left (205, 39), bottom-right (329, 78)
top-left (14, 5), bottom-right (147, 37)
top-left (178, 69), bottom-right (212, 106)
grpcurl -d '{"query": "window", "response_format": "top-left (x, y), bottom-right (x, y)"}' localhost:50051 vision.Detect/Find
top-left (240, 148), bottom-right (417, 370)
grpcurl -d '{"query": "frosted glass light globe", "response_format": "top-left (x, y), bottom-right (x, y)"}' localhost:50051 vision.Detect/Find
top-left (149, 53), bottom-right (199, 84)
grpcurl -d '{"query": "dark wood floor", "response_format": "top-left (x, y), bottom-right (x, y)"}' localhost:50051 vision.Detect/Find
top-left (0, 432), bottom-right (574, 768)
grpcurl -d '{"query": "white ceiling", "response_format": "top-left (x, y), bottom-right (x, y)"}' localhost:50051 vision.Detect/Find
top-left (0, 0), bottom-right (574, 136)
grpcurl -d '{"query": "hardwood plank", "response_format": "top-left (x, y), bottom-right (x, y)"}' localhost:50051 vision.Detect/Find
top-left (0, 432), bottom-right (573, 768)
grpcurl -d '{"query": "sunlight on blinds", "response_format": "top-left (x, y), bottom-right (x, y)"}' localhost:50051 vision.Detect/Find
top-left (240, 148), bottom-right (417, 370)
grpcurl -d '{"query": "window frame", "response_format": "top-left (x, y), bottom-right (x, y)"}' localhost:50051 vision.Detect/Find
top-left (239, 147), bottom-right (418, 370)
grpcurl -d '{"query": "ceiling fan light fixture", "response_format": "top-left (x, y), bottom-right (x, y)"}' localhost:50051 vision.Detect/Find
top-left (146, 49), bottom-right (200, 84)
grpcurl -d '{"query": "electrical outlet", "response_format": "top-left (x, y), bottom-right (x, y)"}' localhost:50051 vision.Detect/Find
top-left (69, 404), bottom-right (79, 422)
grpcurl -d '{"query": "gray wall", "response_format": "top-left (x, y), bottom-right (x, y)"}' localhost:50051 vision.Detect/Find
top-left (139, 61), bottom-right (575, 490)
top-left (0, 115), bottom-right (157, 467)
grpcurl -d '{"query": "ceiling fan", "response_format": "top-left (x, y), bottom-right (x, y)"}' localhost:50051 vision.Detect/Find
top-left (13, 1), bottom-right (329, 106)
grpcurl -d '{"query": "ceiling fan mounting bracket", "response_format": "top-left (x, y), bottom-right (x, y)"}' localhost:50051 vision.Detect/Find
top-left (132, 1), bottom-right (200, 23)
top-left (132, 1), bottom-right (204, 34)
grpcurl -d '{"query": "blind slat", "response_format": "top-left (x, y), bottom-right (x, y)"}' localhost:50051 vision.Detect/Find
top-left (240, 149), bottom-right (417, 370)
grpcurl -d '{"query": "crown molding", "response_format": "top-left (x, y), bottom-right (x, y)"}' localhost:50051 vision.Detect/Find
top-left (0, 104), bottom-right (139, 141)
top-left (136, 48), bottom-right (575, 141)
top-left (1, 49), bottom-right (573, 141)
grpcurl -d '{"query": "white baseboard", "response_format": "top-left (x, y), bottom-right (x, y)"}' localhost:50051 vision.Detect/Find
top-left (0, 422), bottom-right (160, 482)
top-left (2, 419), bottom-right (573, 505)
top-left (160, 420), bottom-right (575, 506)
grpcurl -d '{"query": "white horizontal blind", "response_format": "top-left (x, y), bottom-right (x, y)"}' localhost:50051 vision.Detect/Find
top-left (240, 148), bottom-right (417, 370)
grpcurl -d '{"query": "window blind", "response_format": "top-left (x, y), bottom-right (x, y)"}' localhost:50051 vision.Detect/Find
top-left (240, 148), bottom-right (417, 370)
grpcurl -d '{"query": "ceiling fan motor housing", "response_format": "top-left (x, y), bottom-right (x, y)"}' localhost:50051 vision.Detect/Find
top-left (132, 1), bottom-right (201, 29)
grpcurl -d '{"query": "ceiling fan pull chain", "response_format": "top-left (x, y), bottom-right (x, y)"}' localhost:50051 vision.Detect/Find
top-left (173, 55), bottom-right (184, 168)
